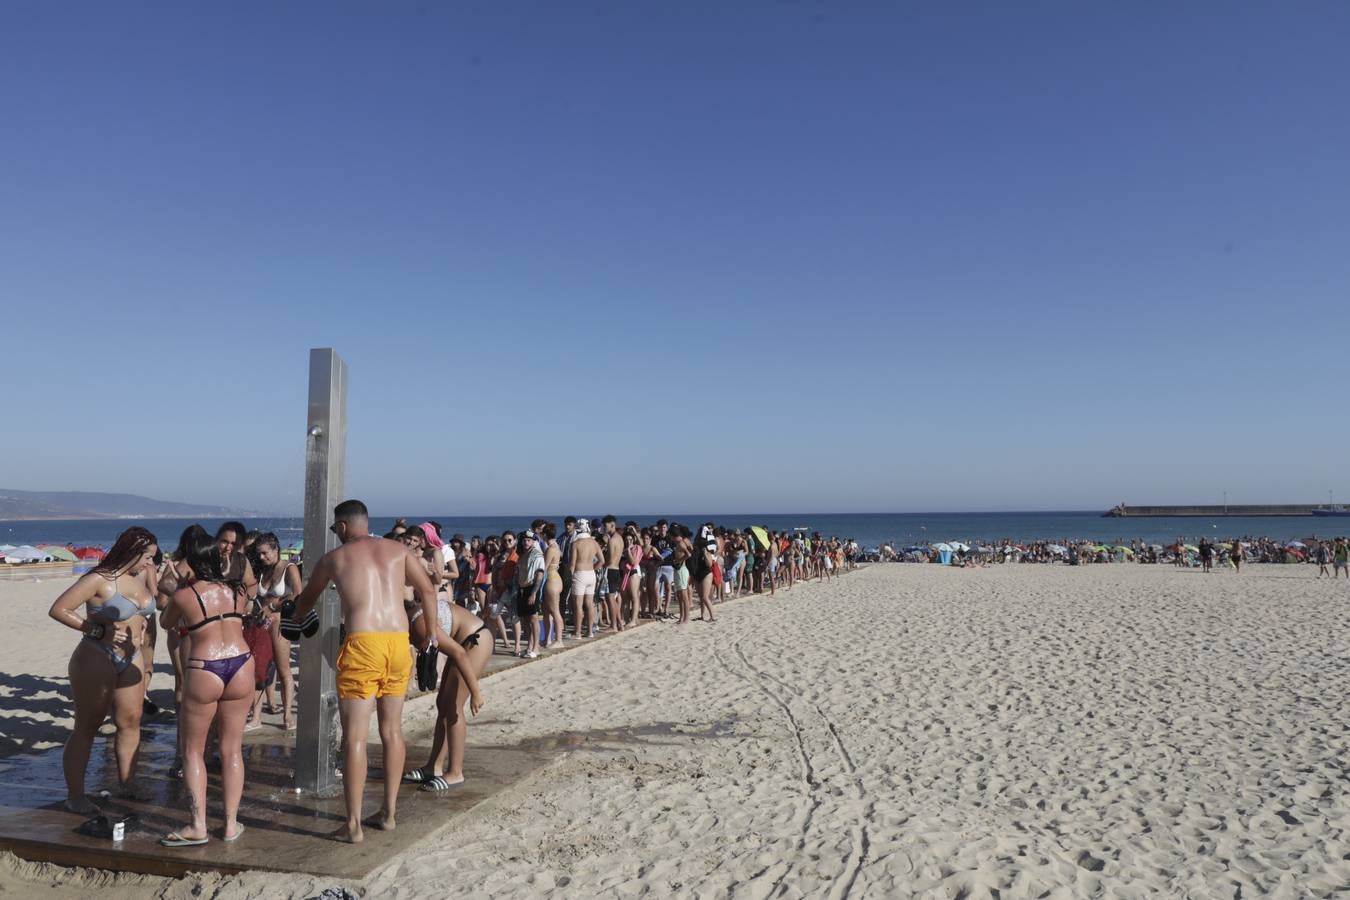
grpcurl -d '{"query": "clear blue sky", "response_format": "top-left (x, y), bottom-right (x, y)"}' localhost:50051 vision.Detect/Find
top-left (2, 3), bottom-right (1347, 515)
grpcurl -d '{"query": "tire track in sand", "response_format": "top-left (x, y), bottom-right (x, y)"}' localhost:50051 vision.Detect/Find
top-left (717, 623), bottom-right (871, 899)
top-left (712, 635), bottom-right (821, 897)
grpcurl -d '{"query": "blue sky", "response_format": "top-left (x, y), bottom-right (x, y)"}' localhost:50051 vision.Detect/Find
top-left (2, 2), bottom-right (1347, 515)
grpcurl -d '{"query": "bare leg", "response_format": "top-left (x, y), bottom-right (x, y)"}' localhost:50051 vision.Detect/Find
top-left (64, 644), bottom-right (113, 813)
top-left (110, 662), bottom-right (146, 791)
top-left (697, 574), bottom-right (715, 622)
top-left (372, 694), bottom-right (406, 829)
top-left (269, 618), bottom-right (295, 728)
top-left (429, 638), bottom-right (490, 780)
top-left (335, 696), bottom-right (376, 843)
top-left (215, 665), bottom-right (253, 839)
top-left (177, 670), bottom-right (220, 841)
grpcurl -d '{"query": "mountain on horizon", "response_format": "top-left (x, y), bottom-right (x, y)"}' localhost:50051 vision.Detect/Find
top-left (0, 488), bottom-right (261, 520)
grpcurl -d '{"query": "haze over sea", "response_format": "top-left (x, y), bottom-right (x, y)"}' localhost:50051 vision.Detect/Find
top-left (4, 513), bottom-right (1347, 552)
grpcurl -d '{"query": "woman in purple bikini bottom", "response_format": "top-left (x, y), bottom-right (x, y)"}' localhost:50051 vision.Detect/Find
top-left (158, 525), bottom-right (253, 847)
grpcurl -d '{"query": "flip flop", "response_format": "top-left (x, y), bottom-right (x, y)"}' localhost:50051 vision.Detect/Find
top-left (400, 767), bottom-right (432, 784)
top-left (160, 832), bottom-right (208, 847)
top-left (420, 776), bottom-right (463, 793)
top-left (223, 824), bottom-right (245, 843)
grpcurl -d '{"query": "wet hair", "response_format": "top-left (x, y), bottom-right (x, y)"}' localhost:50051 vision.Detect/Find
top-left (217, 521), bottom-right (247, 542)
top-left (185, 525), bottom-right (235, 586)
top-left (172, 525), bottom-right (199, 561)
top-left (333, 499), bottom-right (368, 521)
top-left (244, 529), bottom-right (262, 546)
top-left (540, 521), bottom-right (556, 540)
top-left (93, 526), bottom-right (159, 577)
top-left (254, 532), bottom-right (280, 552)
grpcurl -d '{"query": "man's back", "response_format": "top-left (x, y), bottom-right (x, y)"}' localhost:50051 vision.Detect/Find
top-left (324, 536), bottom-right (411, 633)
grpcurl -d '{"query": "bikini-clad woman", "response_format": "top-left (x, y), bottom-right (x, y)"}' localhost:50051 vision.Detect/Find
top-left (253, 533), bottom-right (301, 730)
top-left (159, 525), bottom-right (252, 847)
top-left (49, 527), bottom-right (159, 813)
top-left (621, 524), bottom-right (643, 627)
top-left (540, 522), bottom-right (564, 649)
top-left (402, 601), bottom-right (488, 793)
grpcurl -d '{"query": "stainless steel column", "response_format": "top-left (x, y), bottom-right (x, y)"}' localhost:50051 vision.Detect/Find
top-left (296, 348), bottom-right (347, 795)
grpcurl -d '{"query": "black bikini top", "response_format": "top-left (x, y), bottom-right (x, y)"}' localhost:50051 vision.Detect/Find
top-left (185, 583), bottom-right (244, 633)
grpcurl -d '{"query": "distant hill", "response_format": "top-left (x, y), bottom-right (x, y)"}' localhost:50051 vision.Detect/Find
top-left (0, 489), bottom-right (259, 520)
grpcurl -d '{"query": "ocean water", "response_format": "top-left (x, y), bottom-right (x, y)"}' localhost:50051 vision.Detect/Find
top-left (2, 512), bottom-right (1345, 551)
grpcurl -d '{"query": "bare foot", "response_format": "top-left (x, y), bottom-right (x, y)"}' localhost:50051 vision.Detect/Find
top-left (363, 811), bottom-right (396, 832)
top-left (64, 796), bottom-right (100, 815)
top-left (331, 822), bottom-right (363, 843)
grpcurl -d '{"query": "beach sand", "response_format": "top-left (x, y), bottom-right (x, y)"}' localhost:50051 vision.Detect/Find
top-left (3, 563), bottom-right (1349, 897)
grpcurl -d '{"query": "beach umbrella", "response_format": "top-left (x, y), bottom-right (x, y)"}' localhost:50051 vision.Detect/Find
top-left (1092, 545), bottom-right (1109, 553)
top-left (1046, 544), bottom-right (1068, 554)
top-left (931, 542), bottom-right (953, 552)
top-left (1113, 546), bottom-right (1134, 555)
top-left (1183, 544), bottom-right (1199, 553)
top-left (1286, 541), bottom-right (1306, 548)
top-left (74, 546), bottom-right (106, 560)
top-left (41, 546), bottom-right (79, 562)
top-left (748, 526), bottom-right (771, 550)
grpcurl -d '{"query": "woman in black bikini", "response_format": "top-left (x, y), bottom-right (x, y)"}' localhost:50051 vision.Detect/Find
top-left (402, 602), bottom-right (489, 793)
top-left (49, 527), bottom-right (160, 813)
top-left (159, 525), bottom-right (252, 847)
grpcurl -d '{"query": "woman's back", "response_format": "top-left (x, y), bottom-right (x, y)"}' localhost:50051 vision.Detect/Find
top-left (175, 580), bottom-right (247, 658)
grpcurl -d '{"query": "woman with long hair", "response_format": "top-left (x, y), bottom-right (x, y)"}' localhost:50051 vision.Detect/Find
top-left (539, 522), bottom-right (564, 650)
top-left (156, 525), bottom-right (199, 778)
top-left (158, 525), bottom-right (252, 846)
top-left (252, 532), bottom-right (301, 730)
top-left (49, 527), bottom-right (159, 813)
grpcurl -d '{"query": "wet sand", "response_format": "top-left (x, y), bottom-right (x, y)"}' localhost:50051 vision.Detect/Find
top-left (3, 563), bottom-right (1349, 897)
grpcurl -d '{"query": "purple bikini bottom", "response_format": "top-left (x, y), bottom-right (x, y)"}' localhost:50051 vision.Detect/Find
top-left (188, 652), bottom-right (252, 684)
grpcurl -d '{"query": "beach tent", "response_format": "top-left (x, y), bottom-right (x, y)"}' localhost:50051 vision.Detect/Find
top-left (3, 546), bottom-right (54, 564)
top-left (39, 546), bottom-right (79, 562)
top-left (931, 542), bottom-right (955, 565)
top-left (74, 547), bottom-right (106, 560)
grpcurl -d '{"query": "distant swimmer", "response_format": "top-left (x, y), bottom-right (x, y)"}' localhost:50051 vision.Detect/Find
top-left (290, 499), bottom-right (440, 844)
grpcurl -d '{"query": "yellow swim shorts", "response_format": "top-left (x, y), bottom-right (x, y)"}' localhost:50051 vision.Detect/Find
top-left (336, 632), bottom-right (412, 700)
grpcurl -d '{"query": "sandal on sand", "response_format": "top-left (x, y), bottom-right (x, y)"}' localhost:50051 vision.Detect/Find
top-left (420, 776), bottom-right (462, 793)
top-left (160, 832), bottom-right (208, 847)
top-left (401, 767), bottom-right (433, 784)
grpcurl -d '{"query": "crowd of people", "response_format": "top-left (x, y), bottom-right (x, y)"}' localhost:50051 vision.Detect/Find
top-left (875, 535), bottom-right (1349, 570)
top-left (46, 505), bottom-right (857, 847)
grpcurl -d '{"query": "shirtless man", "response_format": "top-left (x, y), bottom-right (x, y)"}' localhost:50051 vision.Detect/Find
top-left (290, 499), bottom-right (439, 844)
top-left (602, 516), bottom-right (625, 633)
top-left (568, 519), bottom-right (603, 639)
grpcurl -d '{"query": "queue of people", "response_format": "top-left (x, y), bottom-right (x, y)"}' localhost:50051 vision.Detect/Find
top-left (48, 506), bottom-right (855, 847)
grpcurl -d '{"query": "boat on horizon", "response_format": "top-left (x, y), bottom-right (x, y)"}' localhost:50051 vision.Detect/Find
top-left (1311, 505), bottom-right (1350, 517)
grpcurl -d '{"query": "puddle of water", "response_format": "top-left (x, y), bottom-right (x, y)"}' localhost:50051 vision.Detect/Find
top-left (506, 719), bottom-right (738, 753)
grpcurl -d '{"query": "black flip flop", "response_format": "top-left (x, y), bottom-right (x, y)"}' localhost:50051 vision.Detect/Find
top-left (419, 776), bottom-right (463, 793)
top-left (401, 767), bottom-right (432, 784)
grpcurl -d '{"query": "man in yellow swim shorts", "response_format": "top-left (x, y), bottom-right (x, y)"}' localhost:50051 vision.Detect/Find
top-left (292, 499), bottom-right (439, 843)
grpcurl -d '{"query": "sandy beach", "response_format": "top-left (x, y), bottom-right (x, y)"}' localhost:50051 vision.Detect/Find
top-left (3, 562), bottom-right (1349, 898)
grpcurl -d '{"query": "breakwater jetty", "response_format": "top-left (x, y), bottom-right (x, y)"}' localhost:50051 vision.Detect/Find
top-left (1103, 504), bottom-right (1320, 518)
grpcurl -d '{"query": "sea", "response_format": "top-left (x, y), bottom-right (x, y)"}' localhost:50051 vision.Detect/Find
top-left (3, 512), bottom-right (1346, 552)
